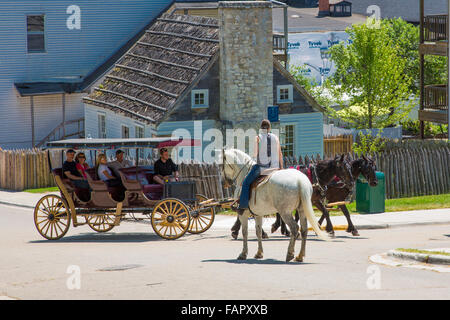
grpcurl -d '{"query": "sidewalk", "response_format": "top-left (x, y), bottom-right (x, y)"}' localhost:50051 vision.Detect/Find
top-left (1, 189), bottom-right (449, 231)
top-left (0, 189), bottom-right (58, 209)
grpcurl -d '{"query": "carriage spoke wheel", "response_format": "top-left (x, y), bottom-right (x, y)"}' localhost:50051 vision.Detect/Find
top-left (151, 198), bottom-right (190, 240)
top-left (187, 194), bottom-right (215, 234)
top-left (34, 194), bottom-right (71, 240)
top-left (87, 213), bottom-right (115, 233)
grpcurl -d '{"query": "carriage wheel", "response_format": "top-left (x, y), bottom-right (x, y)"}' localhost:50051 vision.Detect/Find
top-left (151, 198), bottom-right (190, 240)
top-left (34, 194), bottom-right (71, 240)
top-left (187, 194), bottom-right (215, 234)
top-left (87, 213), bottom-right (115, 233)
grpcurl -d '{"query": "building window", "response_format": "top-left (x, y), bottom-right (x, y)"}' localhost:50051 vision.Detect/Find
top-left (277, 85), bottom-right (293, 103)
top-left (191, 89), bottom-right (209, 108)
top-left (280, 124), bottom-right (295, 157)
top-left (98, 113), bottom-right (106, 138)
top-left (121, 125), bottom-right (129, 139)
top-left (27, 15), bottom-right (45, 53)
top-left (135, 124), bottom-right (145, 159)
top-left (121, 125), bottom-right (130, 156)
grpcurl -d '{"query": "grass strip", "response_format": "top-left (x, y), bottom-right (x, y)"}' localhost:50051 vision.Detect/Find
top-left (396, 248), bottom-right (450, 257)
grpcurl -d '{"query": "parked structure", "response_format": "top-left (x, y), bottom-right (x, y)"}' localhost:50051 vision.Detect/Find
top-left (350, 0), bottom-right (447, 23)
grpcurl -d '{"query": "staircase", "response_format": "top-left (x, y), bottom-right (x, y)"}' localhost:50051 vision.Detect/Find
top-left (35, 118), bottom-right (85, 148)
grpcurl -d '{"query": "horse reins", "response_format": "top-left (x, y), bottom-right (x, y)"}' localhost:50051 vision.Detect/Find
top-left (222, 155), bottom-right (252, 189)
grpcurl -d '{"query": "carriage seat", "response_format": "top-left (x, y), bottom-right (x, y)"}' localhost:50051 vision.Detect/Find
top-left (52, 168), bottom-right (74, 189)
top-left (119, 167), bottom-right (163, 200)
top-left (52, 168), bottom-right (90, 202)
top-left (85, 167), bottom-right (125, 202)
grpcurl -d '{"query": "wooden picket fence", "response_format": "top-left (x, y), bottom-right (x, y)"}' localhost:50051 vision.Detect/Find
top-left (323, 134), bottom-right (353, 159)
top-left (1, 141), bottom-right (449, 199)
top-left (0, 149), bottom-right (55, 191)
top-left (0, 149), bottom-right (232, 199)
top-left (285, 140), bottom-right (450, 199)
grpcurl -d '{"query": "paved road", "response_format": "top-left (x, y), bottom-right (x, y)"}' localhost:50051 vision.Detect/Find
top-left (0, 204), bottom-right (449, 300)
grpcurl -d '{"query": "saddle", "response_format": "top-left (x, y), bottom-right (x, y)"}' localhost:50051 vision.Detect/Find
top-left (249, 168), bottom-right (279, 205)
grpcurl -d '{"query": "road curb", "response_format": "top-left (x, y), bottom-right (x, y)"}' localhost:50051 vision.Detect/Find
top-left (387, 249), bottom-right (450, 265)
top-left (0, 200), bottom-right (34, 209)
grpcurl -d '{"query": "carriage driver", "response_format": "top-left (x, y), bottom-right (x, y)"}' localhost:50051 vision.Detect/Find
top-left (234, 119), bottom-right (283, 215)
top-left (153, 147), bottom-right (180, 185)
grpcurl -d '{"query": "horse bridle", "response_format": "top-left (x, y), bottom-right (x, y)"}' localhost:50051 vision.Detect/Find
top-left (221, 152), bottom-right (252, 188)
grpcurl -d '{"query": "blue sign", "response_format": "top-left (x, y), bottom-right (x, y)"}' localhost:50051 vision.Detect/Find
top-left (268, 106), bottom-right (279, 123)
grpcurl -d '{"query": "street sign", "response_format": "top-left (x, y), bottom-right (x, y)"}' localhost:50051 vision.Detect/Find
top-left (268, 105), bottom-right (279, 123)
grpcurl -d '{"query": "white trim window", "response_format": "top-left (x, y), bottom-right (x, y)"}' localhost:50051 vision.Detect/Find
top-left (27, 15), bottom-right (46, 53)
top-left (121, 125), bottom-right (130, 156)
top-left (135, 124), bottom-right (145, 159)
top-left (191, 89), bottom-right (209, 108)
top-left (97, 113), bottom-right (106, 138)
top-left (121, 125), bottom-right (130, 138)
top-left (277, 84), bottom-right (293, 104)
top-left (280, 124), bottom-right (295, 157)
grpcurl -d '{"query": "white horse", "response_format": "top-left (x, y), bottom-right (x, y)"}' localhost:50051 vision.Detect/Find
top-left (220, 148), bottom-right (330, 262)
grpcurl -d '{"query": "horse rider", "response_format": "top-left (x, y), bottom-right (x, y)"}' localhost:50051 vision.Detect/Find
top-left (234, 119), bottom-right (283, 215)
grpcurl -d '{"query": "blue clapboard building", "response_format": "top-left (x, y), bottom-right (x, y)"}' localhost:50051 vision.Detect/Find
top-left (0, 0), bottom-right (173, 149)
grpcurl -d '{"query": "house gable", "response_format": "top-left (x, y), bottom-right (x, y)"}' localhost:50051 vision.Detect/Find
top-left (83, 13), bottom-right (220, 126)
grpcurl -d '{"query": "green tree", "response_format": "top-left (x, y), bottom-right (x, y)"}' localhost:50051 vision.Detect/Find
top-left (327, 19), bottom-right (413, 129)
top-left (290, 64), bottom-right (335, 110)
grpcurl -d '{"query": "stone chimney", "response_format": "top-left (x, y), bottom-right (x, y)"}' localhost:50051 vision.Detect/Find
top-left (218, 1), bottom-right (273, 130)
top-left (318, 0), bottom-right (330, 17)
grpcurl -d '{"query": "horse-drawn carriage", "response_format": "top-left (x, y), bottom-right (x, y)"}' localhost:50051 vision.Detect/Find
top-left (33, 137), bottom-right (218, 241)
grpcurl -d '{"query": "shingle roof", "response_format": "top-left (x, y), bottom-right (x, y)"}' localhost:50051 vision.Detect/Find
top-left (83, 13), bottom-right (219, 125)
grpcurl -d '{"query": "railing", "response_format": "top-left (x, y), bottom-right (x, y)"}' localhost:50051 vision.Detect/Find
top-left (424, 84), bottom-right (448, 111)
top-left (423, 14), bottom-right (448, 42)
top-left (273, 33), bottom-right (286, 51)
top-left (35, 118), bottom-right (85, 148)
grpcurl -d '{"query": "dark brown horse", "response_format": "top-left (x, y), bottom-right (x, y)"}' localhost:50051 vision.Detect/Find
top-left (230, 154), bottom-right (355, 239)
top-left (271, 155), bottom-right (378, 237)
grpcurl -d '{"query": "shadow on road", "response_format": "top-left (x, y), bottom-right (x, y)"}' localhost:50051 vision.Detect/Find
top-left (28, 232), bottom-right (170, 243)
top-left (228, 235), bottom-right (368, 242)
top-left (202, 258), bottom-right (316, 265)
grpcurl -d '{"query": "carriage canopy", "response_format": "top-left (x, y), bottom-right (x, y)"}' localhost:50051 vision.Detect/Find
top-left (44, 137), bottom-right (201, 150)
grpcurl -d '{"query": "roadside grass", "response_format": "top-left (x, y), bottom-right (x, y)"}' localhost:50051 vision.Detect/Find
top-left (345, 193), bottom-right (450, 214)
top-left (217, 193), bottom-right (450, 216)
top-left (23, 187), bottom-right (59, 193)
top-left (396, 248), bottom-right (450, 257)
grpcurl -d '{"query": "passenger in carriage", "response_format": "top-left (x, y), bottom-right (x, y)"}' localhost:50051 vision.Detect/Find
top-left (108, 149), bottom-right (132, 177)
top-left (63, 149), bottom-right (91, 190)
top-left (75, 152), bottom-right (89, 179)
top-left (153, 147), bottom-right (180, 185)
top-left (96, 153), bottom-right (123, 188)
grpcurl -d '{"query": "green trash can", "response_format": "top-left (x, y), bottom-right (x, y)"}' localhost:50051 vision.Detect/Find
top-left (356, 171), bottom-right (385, 213)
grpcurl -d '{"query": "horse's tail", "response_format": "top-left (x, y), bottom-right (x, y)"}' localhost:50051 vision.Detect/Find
top-left (299, 183), bottom-right (330, 241)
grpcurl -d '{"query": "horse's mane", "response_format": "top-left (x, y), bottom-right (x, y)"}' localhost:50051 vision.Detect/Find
top-left (224, 148), bottom-right (255, 166)
top-left (315, 159), bottom-right (335, 171)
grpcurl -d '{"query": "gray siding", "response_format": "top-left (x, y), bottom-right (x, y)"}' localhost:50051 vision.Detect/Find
top-left (273, 66), bottom-right (315, 114)
top-left (165, 61), bottom-right (316, 125)
top-left (164, 60), bottom-right (221, 122)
